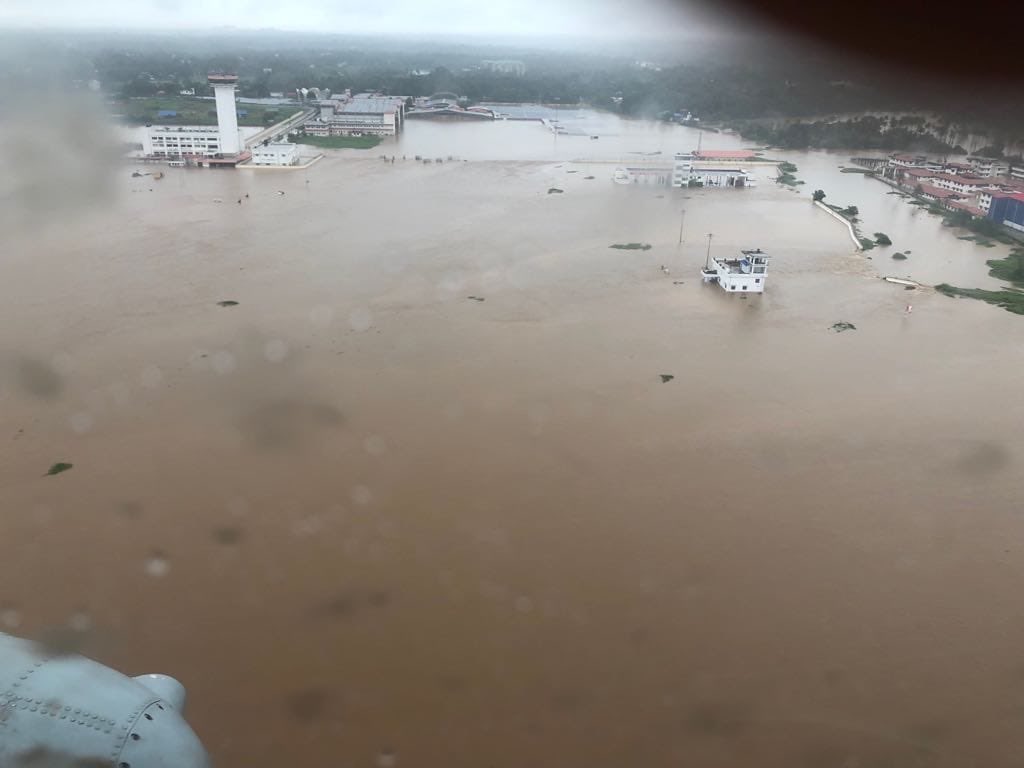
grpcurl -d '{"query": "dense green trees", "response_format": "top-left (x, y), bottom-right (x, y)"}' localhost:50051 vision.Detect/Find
top-left (17, 29), bottom-right (1019, 150)
top-left (731, 116), bottom-right (961, 152)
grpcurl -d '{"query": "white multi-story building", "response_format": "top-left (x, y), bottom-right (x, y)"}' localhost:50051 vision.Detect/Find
top-left (250, 142), bottom-right (299, 166)
top-left (671, 153), bottom-right (755, 188)
top-left (931, 173), bottom-right (997, 196)
top-left (144, 73), bottom-right (243, 161)
top-left (889, 153), bottom-right (945, 172)
top-left (482, 60), bottom-right (526, 76)
top-left (310, 96), bottom-right (406, 136)
top-left (967, 156), bottom-right (1010, 177)
top-left (144, 126), bottom-right (223, 157)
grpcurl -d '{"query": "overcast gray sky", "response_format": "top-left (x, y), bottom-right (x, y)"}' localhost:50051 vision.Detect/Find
top-left (0, 0), bottom-right (725, 39)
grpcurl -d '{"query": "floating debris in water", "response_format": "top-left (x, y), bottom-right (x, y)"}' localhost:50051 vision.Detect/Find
top-left (584, 175), bottom-right (595, 180)
top-left (673, 281), bottom-right (685, 285)
top-left (905, 285), bottom-right (917, 290)
top-left (610, 243), bottom-right (652, 250)
top-left (466, 296), bottom-right (485, 302)
top-left (217, 300), bottom-right (239, 307)
top-left (892, 252), bottom-right (907, 260)
top-left (660, 374), bottom-right (675, 383)
top-left (68, 611), bottom-right (93, 633)
top-left (145, 551), bottom-right (170, 578)
top-left (118, 501), bottom-right (144, 519)
top-left (566, 170), bottom-right (578, 173)
top-left (45, 462), bottom-right (73, 476)
top-left (547, 188), bottom-right (564, 194)
top-left (212, 526), bottom-right (244, 545)
top-left (830, 322), bottom-right (857, 333)
top-left (286, 688), bottom-right (329, 722)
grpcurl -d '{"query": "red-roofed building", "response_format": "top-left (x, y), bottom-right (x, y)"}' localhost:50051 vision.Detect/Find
top-left (967, 156), bottom-right (1009, 177)
top-left (889, 153), bottom-right (945, 171)
top-left (891, 153), bottom-right (925, 166)
top-left (918, 184), bottom-right (963, 204)
top-left (893, 167), bottom-right (938, 187)
top-left (931, 173), bottom-right (998, 196)
top-left (947, 200), bottom-right (985, 218)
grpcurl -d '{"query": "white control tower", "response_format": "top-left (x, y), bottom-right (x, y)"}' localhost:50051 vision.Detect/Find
top-left (208, 73), bottom-right (240, 155)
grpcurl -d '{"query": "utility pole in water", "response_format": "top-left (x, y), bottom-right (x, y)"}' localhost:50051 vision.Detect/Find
top-left (678, 209), bottom-right (686, 245)
top-left (704, 232), bottom-right (714, 269)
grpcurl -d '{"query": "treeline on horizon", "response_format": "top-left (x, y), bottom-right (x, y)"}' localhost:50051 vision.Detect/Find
top-left (4, 30), bottom-right (1022, 151)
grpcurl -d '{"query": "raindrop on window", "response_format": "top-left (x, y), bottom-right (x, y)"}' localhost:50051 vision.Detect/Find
top-left (144, 552), bottom-right (170, 578)
top-left (0, 607), bottom-right (22, 629)
top-left (263, 339), bottom-right (289, 363)
top-left (70, 411), bottom-right (95, 434)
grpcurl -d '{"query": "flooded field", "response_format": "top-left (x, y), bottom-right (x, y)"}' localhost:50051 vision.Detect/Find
top-left (3, 117), bottom-right (1024, 767)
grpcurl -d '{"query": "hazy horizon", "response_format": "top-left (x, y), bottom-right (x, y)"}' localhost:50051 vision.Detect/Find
top-left (0, 0), bottom-right (744, 41)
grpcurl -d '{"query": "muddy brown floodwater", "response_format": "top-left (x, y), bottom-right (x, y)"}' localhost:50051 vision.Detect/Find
top-left (3, 141), bottom-right (1024, 768)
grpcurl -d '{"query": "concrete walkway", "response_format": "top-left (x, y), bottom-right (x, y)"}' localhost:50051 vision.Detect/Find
top-left (814, 200), bottom-right (863, 250)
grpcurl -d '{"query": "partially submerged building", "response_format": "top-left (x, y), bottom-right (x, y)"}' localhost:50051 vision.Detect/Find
top-left (672, 153), bottom-right (756, 188)
top-left (250, 141), bottom-right (299, 166)
top-left (306, 95), bottom-right (406, 136)
top-left (701, 248), bottom-right (771, 293)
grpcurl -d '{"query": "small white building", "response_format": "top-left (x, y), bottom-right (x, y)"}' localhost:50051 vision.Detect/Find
top-left (672, 153), bottom-right (755, 188)
top-left (701, 248), bottom-right (770, 293)
top-left (967, 156), bottom-right (1009, 177)
top-left (250, 142), bottom-right (299, 166)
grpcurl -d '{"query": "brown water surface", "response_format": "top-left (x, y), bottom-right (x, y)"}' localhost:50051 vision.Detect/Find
top-left (3, 135), bottom-right (1024, 767)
